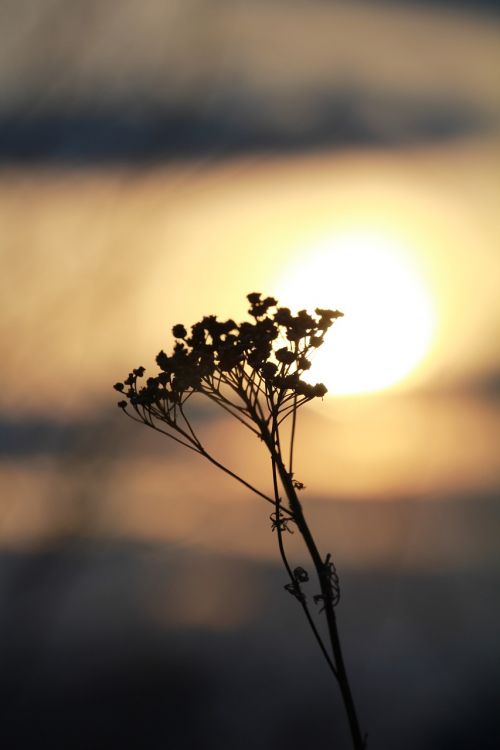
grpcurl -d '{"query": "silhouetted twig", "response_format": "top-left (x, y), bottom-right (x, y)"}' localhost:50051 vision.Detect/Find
top-left (114, 292), bottom-right (366, 749)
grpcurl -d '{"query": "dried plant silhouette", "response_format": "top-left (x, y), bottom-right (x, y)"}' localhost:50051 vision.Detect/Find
top-left (114, 293), bottom-right (366, 749)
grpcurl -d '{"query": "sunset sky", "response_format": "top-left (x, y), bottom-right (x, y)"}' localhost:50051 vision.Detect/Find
top-left (1, 3), bottom-right (500, 749)
top-left (1, 0), bottom-right (499, 548)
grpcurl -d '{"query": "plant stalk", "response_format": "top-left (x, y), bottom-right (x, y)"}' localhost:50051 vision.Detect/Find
top-left (272, 444), bottom-right (365, 750)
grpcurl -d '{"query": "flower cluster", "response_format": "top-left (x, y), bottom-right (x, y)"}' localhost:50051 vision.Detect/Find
top-left (114, 293), bottom-right (342, 432)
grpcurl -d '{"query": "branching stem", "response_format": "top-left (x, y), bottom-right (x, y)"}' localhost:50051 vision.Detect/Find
top-left (115, 294), bottom-right (364, 747)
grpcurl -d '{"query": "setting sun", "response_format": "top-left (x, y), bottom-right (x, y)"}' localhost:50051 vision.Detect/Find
top-left (276, 229), bottom-right (436, 395)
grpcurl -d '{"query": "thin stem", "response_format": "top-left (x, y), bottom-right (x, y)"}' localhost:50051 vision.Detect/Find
top-left (198, 445), bottom-right (293, 515)
top-left (289, 343), bottom-right (299, 474)
top-left (271, 455), bottom-right (294, 584)
top-left (277, 397), bottom-right (311, 426)
top-left (270, 414), bottom-right (337, 678)
top-left (123, 407), bottom-right (198, 453)
top-left (124, 405), bottom-right (290, 515)
top-left (201, 389), bottom-right (261, 436)
top-left (179, 405), bottom-right (203, 448)
top-left (273, 452), bottom-right (366, 750)
top-left (289, 393), bottom-right (297, 475)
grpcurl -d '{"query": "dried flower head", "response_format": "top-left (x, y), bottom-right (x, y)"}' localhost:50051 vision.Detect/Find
top-left (115, 293), bottom-right (343, 440)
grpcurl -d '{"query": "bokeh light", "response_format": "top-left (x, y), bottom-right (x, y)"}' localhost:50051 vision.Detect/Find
top-left (277, 227), bottom-right (436, 394)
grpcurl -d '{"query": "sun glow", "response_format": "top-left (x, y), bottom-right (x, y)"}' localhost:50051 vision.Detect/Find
top-left (276, 229), bottom-right (436, 395)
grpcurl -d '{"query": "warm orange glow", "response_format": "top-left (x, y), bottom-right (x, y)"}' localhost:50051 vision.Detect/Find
top-left (277, 228), bottom-right (436, 395)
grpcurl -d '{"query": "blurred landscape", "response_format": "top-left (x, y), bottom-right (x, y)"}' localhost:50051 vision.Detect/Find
top-left (1, 1), bottom-right (500, 748)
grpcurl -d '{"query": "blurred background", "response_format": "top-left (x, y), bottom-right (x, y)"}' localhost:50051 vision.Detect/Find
top-left (1, 1), bottom-right (499, 748)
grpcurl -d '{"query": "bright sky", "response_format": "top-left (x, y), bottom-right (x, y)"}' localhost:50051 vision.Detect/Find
top-left (3, 137), bottom-right (499, 414)
top-left (1, 0), bottom-right (499, 555)
top-left (276, 227), bottom-right (436, 395)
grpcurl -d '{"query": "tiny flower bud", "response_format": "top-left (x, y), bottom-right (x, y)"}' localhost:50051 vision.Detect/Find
top-left (172, 324), bottom-right (187, 339)
top-left (313, 383), bottom-right (328, 398)
top-left (275, 348), bottom-right (296, 364)
top-left (293, 566), bottom-right (309, 583)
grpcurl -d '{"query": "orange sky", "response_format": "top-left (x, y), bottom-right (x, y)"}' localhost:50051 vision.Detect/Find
top-left (1, 1), bottom-right (499, 560)
top-left (1, 137), bottom-right (499, 416)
